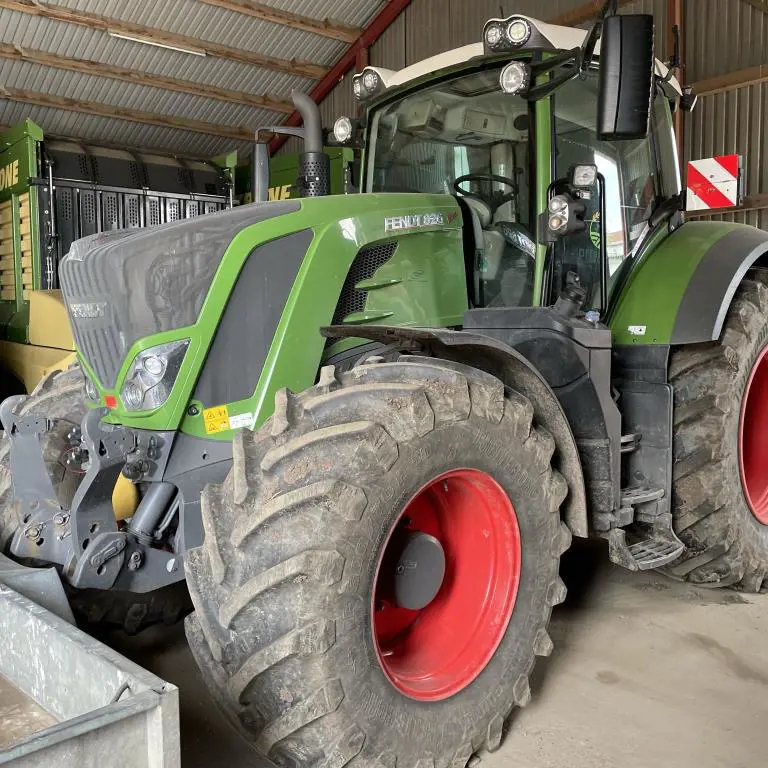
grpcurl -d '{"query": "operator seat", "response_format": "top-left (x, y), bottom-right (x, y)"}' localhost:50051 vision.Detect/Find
top-left (458, 197), bottom-right (533, 308)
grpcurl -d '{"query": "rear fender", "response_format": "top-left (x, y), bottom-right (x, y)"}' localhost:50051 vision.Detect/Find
top-left (609, 221), bottom-right (768, 346)
top-left (324, 324), bottom-right (589, 538)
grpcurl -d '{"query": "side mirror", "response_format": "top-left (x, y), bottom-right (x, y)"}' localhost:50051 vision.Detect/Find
top-left (597, 14), bottom-right (655, 141)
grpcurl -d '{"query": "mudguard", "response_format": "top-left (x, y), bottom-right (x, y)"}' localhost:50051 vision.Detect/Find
top-left (609, 221), bottom-right (768, 346)
top-left (323, 324), bottom-right (589, 538)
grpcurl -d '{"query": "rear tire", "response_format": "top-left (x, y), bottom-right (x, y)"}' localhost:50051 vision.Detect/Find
top-left (185, 356), bottom-right (570, 767)
top-left (667, 270), bottom-right (768, 591)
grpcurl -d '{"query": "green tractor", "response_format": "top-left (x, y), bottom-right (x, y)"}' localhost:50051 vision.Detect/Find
top-left (2, 4), bottom-right (768, 766)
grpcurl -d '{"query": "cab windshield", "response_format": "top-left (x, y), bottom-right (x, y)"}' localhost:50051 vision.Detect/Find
top-left (367, 66), bottom-right (535, 308)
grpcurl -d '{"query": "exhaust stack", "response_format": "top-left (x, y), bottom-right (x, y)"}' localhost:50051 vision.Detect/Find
top-left (292, 90), bottom-right (330, 197)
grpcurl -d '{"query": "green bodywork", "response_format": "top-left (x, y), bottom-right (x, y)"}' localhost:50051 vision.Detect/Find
top-left (94, 193), bottom-right (466, 438)
top-left (608, 221), bottom-right (742, 345)
top-left (0, 120), bottom-right (43, 343)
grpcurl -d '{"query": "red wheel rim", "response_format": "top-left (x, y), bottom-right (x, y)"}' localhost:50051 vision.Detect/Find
top-left (372, 468), bottom-right (521, 701)
top-left (739, 345), bottom-right (768, 525)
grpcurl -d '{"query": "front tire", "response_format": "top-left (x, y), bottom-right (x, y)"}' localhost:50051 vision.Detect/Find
top-left (185, 356), bottom-right (570, 767)
top-left (668, 270), bottom-right (768, 590)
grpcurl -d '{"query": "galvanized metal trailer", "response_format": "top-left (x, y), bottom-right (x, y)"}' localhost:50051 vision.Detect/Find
top-left (0, 555), bottom-right (179, 767)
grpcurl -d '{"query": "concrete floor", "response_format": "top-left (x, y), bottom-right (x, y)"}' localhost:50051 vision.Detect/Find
top-left (104, 540), bottom-right (768, 768)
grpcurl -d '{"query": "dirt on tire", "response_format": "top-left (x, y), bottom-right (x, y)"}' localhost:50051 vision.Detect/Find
top-left (185, 355), bottom-right (571, 767)
top-left (666, 268), bottom-right (768, 591)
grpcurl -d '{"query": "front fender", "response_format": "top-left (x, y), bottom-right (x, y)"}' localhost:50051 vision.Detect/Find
top-left (609, 221), bottom-right (768, 346)
top-left (323, 324), bottom-right (589, 538)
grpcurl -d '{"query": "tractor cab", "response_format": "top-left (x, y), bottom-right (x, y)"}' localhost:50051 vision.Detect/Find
top-left (341, 10), bottom-right (684, 320)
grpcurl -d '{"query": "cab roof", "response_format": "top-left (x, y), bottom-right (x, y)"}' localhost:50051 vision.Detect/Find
top-left (363, 15), bottom-right (682, 98)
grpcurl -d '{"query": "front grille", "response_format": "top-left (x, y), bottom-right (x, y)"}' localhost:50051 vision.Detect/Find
top-left (77, 323), bottom-right (124, 387)
top-left (332, 242), bottom-right (398, 324)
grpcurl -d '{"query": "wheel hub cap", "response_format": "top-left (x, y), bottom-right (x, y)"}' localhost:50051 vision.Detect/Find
top-left (393, 532), bottom-right (445, 611)
top-left (372, 468), bottom-right (521, 701)
top-left (739, 346), bottom-right (768, 524)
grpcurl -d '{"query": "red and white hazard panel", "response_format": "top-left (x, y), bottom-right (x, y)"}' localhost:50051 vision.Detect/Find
top-left (686, 154), bottom-right (743, 211)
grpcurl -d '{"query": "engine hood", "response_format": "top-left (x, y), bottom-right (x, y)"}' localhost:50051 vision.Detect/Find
top-left (59, 200), bottom-right (300, 387)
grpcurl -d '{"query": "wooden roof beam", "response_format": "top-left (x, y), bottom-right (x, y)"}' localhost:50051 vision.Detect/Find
top-left (0, 87), bottom-right (256, 143)
top-left (198, 0), bottom-right (361, 43)
top-left (0, 43), bottom-right (294, 114)
top-left (549, 0), bottom-right (635, 27)
top-left (692, 63), bottom-right (768, 96)
top-left (0, 0), bottom-right (327, 79)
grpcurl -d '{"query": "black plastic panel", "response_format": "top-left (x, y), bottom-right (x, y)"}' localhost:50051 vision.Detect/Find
top-left (465, 306), bottom-right (621, 516)
top-left (193, 229), bottom-right (314, 407)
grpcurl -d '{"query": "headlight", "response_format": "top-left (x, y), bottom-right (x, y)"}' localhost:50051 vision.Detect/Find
top-left (120, 339), bottom-right (189, 411)
top-left (549, 195), bottom-right (569, 214)
top-left (333, 116), bottom-right (353, 144)
top-left (353, 68), bottom-right (385, 101)
top-left (484, 22), bottom-right (504, 47)
top-left (84, 374), bottom-right (99, 402)
top-left (499, 61), bottom-right (530, 94)
top-left (363, 71), bottom-right (378, 91)
top-left (548, 213), bottom-right (568, 232)
top-left (506, 18), bottom-right (531, 45)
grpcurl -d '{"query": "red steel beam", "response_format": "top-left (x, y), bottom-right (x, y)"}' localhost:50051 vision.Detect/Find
top-left (270, 0), bottom-right (413, 153)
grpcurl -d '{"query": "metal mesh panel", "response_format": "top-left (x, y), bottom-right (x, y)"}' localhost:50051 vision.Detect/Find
top-left (300, 152), bottom-right (331, 197)
top-left (332, 242), bottom-right (398, 324)
top-left (129, 162), bottom-right (142, 188)
top-left (82, 193), bottom-right (96, 225)
top-left (126, 196), bottom-right (141, 228)
top-left (147, 198), bottom-right (160, 227)
top-left (103, 194), bottom-right (119, 230)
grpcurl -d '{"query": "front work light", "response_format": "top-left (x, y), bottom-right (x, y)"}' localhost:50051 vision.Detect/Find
top-left (484, 22), bottom-right (504, 48)
top-left (571, 165), bottom-right (598, 187)
top-left (506, 18), bottom-right (531, 46)
top-left (120, 339), bottom-right (190, 411)
top-left (333, 116), bottom-right (353, 144)
top-left (483, 15), bottom-right (536, 53)
top-left (352, 67), bottom-right (387, 101)
top-left (499, 61), bottom-right (531, 94)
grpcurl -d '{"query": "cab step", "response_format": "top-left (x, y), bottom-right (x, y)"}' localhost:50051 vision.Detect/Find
top-left (620, 433), bottom-right (641, 454)
top-left (605, 513), bottom-right (685, 571)
top-left (621, 485), bottom-right (664, 507)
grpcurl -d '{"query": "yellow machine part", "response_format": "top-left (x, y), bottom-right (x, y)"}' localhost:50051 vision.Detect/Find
top-left (0, 340), bottom-right (76, 392)
top-left (113, 474), bottom-right (140, 521)
top-left (0, 289), bottom-right (77, 392)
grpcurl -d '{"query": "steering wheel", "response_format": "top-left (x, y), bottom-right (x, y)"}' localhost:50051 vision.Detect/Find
top-left (453, 173), bottom-right (517, 215)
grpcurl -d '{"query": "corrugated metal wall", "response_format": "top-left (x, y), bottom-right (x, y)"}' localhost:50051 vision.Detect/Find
top-left (684, 0), bottom-right (768, 229)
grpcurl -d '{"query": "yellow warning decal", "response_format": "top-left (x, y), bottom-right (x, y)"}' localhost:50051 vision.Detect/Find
top-left (203, 405), bottom-right (230, 434)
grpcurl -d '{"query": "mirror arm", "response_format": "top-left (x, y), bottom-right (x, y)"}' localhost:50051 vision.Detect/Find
top-left (525, 66), bottom-right (580, 101)
top-left (649, 192), bottom-right (684, 229)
